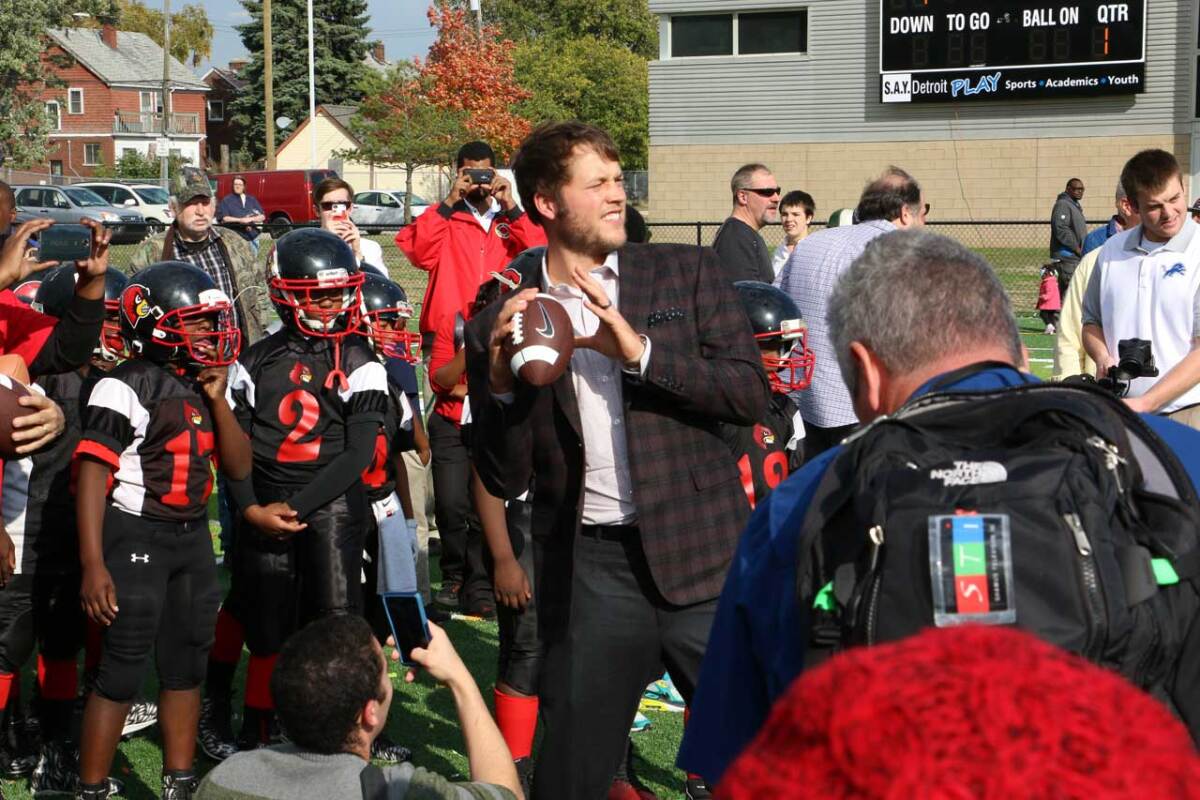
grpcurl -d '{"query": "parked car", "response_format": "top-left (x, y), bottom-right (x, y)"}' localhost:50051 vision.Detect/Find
top-left (350, 190), bottom-right (432, 233)
top-left (210, 169), bottom-right (338, 236)
top-left (13, 185), bottom-right (146, 245)
top-left (77, 182), bottom-right (173, 233)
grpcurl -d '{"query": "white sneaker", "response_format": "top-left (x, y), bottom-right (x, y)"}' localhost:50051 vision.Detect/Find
top-left (1044, 323), bottom-right (1056, 335)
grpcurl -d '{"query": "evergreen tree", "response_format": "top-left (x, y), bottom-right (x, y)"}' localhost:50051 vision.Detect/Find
top-left (230, 0), bottom-right (374, 162)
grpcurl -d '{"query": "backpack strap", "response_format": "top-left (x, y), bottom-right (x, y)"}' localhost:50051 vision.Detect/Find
top-left (360, 763), bottom-right (388, 800)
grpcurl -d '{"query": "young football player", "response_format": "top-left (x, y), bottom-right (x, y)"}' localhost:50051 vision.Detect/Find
top-left (223, 227), bottom-right (388, 750)
top-left (0, 266), bottom-right (128, 794)
top-left (727, 281), bottom-right (813, 508)
top-left (75, 261), bottom-right (249, 800)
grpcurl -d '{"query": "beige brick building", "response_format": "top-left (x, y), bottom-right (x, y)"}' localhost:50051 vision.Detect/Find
top-left (647, 1), bottom-right (1200, 223)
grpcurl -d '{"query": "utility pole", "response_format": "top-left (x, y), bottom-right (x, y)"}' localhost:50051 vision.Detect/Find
top-left (306, 0), bottom-right (316, 169)
top-left (160, 0), bottom-right (171, 188)
top-left (470, 0), bottom-right (481, 35)
top-left (264, 0), bottom-right (275, 169)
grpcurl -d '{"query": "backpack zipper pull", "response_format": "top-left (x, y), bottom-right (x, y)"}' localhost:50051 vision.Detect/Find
top-left (868, 524), bottom-right (885, 569)
top-left (1086, 435), bottom-right (1127, 493)
top-left (1064, 512), bottom-right (1092, 556)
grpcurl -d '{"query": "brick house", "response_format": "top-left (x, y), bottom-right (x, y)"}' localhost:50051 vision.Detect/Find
top-left (201, 59), bottom-right (247, 171)
top-left (39, 24), bottom-right (208, 178)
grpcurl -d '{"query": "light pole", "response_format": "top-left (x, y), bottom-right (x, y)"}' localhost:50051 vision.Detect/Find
top-left (160, 0), bottom-right (171, 188)
top-left (307, 0), bottom-right (316, 169)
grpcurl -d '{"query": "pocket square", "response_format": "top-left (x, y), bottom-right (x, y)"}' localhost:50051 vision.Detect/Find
top-left (647, 307), bottom-right (687, 327)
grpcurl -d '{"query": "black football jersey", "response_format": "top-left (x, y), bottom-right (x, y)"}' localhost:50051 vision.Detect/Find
top-left (77, 360), bottom-right (216, 521)
top-left (362, 383), bottom-right (414, 503)
top-left (721, 393), bottom-right (804, 510)
top-left (228, 330), bottom-right (388, 489)
top-left (2, 369), bottom-right (100, 574)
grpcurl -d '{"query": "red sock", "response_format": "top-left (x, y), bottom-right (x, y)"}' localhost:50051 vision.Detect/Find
top-left (37, 655), bottom-right (77, 701)
top-left (210, 608), bottom-right (245, 665)
top-left (84, 620), bottom-right (103, 672)
top-left (245, 654), bottom-right (278, 711)
top-left (684, 706), bottom-right (703, 782)
top-left (0, 672), bottom-right (13, 710)
top-left (493, 688), bottom-right (538, 760)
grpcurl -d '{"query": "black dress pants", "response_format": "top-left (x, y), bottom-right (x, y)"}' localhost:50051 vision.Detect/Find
top-left (428, 412), bottom-right (488, 606)
top-left (532, 526), bottom-right (716, 800)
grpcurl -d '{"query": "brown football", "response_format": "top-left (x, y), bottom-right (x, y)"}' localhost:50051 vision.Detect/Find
top-left (0, 374), bottom-right (33, 459)
top-left (502, 294), bottom-right (574, 387)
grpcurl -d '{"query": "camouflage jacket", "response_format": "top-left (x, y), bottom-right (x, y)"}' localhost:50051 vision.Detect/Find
top-left (127, 225), bottom-right (269, 344)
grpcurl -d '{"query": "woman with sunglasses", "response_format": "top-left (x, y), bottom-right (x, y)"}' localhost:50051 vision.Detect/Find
top-left (313, 178), bottom-right (388, 275)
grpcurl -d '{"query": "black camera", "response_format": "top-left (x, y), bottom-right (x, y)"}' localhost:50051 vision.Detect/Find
top-left (1098, 338), bottom-right (1158, 396)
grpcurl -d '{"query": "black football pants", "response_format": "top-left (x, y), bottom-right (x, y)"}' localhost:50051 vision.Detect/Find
top-left (428, 412), bottom-right (488, 606)
top-left (94, 509), bottom-right (220, 703)
top-left (532, 527), bottom-right (715, 800)
top-left (0, 572), bottom-right (83, 674)
top-left (232, 492), bottom-right (365, 656)
top-left (483, 499), bottom-right (542, 695)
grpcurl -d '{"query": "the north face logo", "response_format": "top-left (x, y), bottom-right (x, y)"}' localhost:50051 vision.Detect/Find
top-left (929, 461), bottom-right (1008, 487)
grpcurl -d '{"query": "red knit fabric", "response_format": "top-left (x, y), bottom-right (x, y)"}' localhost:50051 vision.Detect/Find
top-left (493, 688), bottom-right (538, 760)
top-left (210, 607), bottom-right (245, 665)
top-left (716, 626), bottom-right (1200, 800)
top-left (37, 655), bottom-right (76, 701)
top-left (246, 654), bottom-right (278, 711)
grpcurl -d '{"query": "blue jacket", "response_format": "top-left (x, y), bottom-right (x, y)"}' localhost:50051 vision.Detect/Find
top-left (216, 193), bottom-right (265, 241)
top-left (1082, 215), bottom-right (1121, 255)
top-left (677, 365), bottom-right (1200, 786)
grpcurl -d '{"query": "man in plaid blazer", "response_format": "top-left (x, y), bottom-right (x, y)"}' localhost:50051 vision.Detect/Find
top-left (465, 121), bottom-right (769, 800)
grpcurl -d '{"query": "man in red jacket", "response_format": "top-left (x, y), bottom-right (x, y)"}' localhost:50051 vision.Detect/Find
top-left (396, 141), bottom-right (545, 612)
top-left (396, 141), bottom-right (546, 355)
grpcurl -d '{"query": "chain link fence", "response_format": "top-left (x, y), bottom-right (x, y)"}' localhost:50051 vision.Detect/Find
top-left (99, 219), bottom-right (1105, 319)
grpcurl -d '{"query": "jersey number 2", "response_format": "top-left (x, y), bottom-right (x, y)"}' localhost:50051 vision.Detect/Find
top-left (277, 389), bottom-right (322, 463)
top-left (162, 429), bottom-right (215, 508)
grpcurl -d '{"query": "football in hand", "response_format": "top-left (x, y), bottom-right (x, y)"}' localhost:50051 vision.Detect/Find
top-left (0, 374), bottom-right (33, 459)
top-left (502, 294), bottom-right (573, 386)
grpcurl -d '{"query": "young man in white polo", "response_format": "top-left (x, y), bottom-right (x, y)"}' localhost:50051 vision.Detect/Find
top-left (1082, 149), bottom-right (1200, 428)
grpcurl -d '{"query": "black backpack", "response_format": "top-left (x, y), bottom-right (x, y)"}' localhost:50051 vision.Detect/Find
top-left (797, 376), bottom-right (1200, 739)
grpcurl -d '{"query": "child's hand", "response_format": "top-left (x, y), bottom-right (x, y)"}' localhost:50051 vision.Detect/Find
top-left (244, 502), bottom-right (307, 538)
top-left (197, 366), bottom-right (230, 403)
top-left (81, 564), bottom-right (119, 625)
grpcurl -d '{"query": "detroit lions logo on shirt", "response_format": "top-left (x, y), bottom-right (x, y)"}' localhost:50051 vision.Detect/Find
top-left (1165, 263), bottom-right (1187, 278)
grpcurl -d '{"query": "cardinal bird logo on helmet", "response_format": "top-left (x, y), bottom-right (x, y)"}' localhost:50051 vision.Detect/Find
top-left (122, 284), bottom-right (154, 324)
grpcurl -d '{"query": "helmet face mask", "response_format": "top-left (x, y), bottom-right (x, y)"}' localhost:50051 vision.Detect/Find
top-left (121, 262), bottom-right (242, 371)
top-left (96, 304), bottom-right (129, 366)
top-left (758, 320), bottom-right (814, 392)
top-left (268, 229), bottom-right (365, 338)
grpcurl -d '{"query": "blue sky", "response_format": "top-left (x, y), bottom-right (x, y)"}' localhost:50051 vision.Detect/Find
top-left (203, 0), bottom-right (437, 73)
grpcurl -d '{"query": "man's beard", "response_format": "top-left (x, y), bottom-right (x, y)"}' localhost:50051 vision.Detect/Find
top-left (466, 187), bottom-right (490, 204)
top-left (557, 202), bottom-right (626, 259)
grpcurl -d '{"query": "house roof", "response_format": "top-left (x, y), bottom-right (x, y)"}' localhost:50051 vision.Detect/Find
top-left (202, 66), bottom-right (247, 91)
top-left (47, 28), bottom-right (207, 90)
top-left (363, 50), bottom-right (389, 73)
top-left (276, 104), bottom-right (361, 156)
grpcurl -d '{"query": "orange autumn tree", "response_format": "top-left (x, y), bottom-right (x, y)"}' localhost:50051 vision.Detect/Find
top-left (422, 1), bottom-right (531, 159)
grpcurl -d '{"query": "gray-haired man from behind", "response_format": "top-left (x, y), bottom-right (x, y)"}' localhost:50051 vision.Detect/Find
top-left (774, 166), bottom-right (928, 459)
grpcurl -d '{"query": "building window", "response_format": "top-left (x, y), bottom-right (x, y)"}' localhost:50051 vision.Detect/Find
top-left (739, 11), bottom-right (807, 56)
top-left (45, 101), bottom-right (60, 131)
top-left (68, 88), bottom-right (84, 114)
top-left (207, 99), bottom-right (224, 121)
top-left (50, 161), bottom-right (63, 177)
top-left (671, 14), bottom-right (733, 57)
top-left (83, 143), bottom-right (102, 166)
top-left (122, 147), bottom-right (137, 158)
top-left (670, 9), bottom-right (807, 58)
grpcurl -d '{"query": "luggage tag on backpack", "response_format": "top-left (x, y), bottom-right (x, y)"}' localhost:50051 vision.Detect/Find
top-left (928, 513), bottom-right (1016, 627)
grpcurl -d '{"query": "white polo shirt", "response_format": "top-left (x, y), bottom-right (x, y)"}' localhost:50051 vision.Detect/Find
top-left (1081, 216), bottom-right (1200, 411)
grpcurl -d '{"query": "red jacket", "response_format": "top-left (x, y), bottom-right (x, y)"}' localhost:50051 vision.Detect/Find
top-left (395, 201), bottom-right (545, 336)
top-left (429, 311), bottom-right (466, 424)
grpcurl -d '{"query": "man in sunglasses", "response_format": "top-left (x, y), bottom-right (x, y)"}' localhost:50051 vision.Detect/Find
top-left (713, 164), bottom-right (780, 284)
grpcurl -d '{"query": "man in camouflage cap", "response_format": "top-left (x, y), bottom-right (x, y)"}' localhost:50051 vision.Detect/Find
top-left (128, 167), bottom-right (268, 343)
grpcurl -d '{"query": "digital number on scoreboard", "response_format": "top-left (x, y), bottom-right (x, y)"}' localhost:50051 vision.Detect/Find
top-left (879, 1), bottom-right (1146, 103)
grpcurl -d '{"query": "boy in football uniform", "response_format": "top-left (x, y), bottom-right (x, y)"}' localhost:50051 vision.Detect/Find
top-left (0, 266), bottom-right (128, 793)
top-left (75, 261), bottom-right (249, 800)
top-left (224, 228), bottom-right (389, 750)
top-left (726, 281), bottom-right (813, 509)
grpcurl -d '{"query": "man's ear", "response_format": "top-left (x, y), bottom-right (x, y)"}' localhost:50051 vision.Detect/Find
top-left (361, 697), bottom-right (382, 731)
top-left (532, 191), bottom-right (557, 225)
top-left (849, 341), bottom-right (886, 421)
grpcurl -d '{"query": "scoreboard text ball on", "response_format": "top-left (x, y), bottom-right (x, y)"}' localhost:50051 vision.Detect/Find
top-left (879, 1), bottom-right (1147, 103)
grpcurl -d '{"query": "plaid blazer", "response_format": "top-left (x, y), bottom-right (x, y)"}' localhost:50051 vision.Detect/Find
top-left (465, 242), bottom-right (769, 606)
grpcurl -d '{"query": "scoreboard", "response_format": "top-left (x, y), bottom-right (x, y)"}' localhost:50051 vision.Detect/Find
top-left (879, 1), bottom-right (1146, 103)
